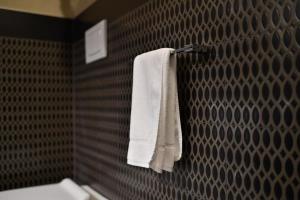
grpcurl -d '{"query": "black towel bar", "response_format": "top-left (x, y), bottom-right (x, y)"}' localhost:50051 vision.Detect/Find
top-left (172, 44), bottom-right (210, 54)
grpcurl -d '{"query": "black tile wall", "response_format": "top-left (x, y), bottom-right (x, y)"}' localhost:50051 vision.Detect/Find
top-left (0, 37), bottom-right (73, 190)
top-left (73, 0), bottom-right (300, 199)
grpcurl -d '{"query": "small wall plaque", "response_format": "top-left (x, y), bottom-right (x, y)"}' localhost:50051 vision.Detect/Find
top-left (85, 19), bottom-right (107, 63)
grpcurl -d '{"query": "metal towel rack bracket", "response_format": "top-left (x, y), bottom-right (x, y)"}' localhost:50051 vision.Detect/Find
top-left (173, 44), bottom-right (210, 54)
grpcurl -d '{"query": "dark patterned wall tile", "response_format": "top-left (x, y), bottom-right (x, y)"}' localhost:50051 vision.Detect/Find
top-left (0, 37), bottom-right (73, 190)
top-left (73, 0), bottom-right (300, 199)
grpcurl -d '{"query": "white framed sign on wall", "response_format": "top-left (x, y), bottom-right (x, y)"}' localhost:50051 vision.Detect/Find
top-left (85, 19), bottom-right (107, 64)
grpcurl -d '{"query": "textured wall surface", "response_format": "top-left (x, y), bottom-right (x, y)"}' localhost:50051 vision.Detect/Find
top-left (0, 37), bottom-right (73, 190)
top-left (73, 0), bottom-right (300, 199)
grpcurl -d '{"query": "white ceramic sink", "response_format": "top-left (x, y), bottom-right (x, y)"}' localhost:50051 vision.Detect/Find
top-left (0, 179), bottom-right (89, 200)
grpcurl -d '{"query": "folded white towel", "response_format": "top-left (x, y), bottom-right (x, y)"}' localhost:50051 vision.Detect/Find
top-left (149, 49), bottom-right (182, 173)
top-left (127, 48), bottom-right (182, 172)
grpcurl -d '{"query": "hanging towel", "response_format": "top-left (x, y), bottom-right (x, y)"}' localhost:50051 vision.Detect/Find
top-left (149, 50), bottom-right (182, 173)
top-left (127, 48), bottom-right (182, 172)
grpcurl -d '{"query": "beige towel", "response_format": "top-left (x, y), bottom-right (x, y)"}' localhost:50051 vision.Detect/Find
top-left (149, 50), bottom-right (182, 173)
top-left (127, 48), bottom-right (182, 172)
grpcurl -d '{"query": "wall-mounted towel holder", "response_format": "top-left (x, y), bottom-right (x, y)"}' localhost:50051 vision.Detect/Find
top-left (172, 44), bottom-right (210, 54)
top-left (130, 44), bottom-right (210, 64)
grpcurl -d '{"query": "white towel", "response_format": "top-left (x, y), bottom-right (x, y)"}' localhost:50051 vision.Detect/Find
top-left (149, 49), bottom-right (182, 173)
top-left (127, 48), bottom-right (182, 171)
